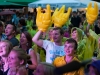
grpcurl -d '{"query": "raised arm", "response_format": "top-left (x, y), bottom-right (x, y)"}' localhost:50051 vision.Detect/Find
top-left (32, 30), bottom-right (43, 47)
top-left (86, 2), bottom-right (99, 37)
top-left (32, 5), bottom-right (51, 47)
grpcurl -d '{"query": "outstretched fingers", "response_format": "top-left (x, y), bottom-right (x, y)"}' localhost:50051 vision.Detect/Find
top-left (87, 2), bottom-right (92, 11)
top-left (94, 2), bottom-right (98, 14)
top-left (37, 7), bottom-right (42, 20)
top-left (45, 4), bottom-right (51, 20)
top-left (58, 5), bottom-right (65, 14)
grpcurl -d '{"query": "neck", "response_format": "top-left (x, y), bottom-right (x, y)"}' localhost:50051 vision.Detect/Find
top-left (1, 56), bottom-right (8, 63)
top-left (55, 41), bottom-right (63, 46)
top-left (74, 38), bottom-right (78, 43)
top-left (7, 35), bottom-right (14, 40)
top-left (21, 44), bottom-right (28, 51)
top-left (65, 55), bottom-right (74, 63)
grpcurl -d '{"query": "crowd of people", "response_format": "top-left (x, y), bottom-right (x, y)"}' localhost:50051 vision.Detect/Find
top-left (0, 3), bottom-right (100, 75)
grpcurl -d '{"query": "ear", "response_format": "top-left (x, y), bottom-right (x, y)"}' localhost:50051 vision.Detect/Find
top-left (12, 30), bottom-right (15, 34)
top-left (20, 60), bottom-right (24, 65)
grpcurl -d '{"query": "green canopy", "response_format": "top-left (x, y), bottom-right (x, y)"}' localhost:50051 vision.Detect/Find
top-left (6, 0), bottom-right (38, 6)
top-left (0, 0), bottom-right (26, 8)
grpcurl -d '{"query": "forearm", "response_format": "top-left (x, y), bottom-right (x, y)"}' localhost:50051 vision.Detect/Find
top-left (32, 30), bottom-right (43, 47)
top-left (32, 30), bottom-right (42, 41)
top-left (86, 23), bottom-right (90, 36)
top-left (28, 64), bottom-right (37, 70)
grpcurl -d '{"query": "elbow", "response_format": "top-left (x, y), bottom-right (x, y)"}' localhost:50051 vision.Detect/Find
top-left (32, 37), bottom-right (37, 43)
top-left (34, 64), bottom-right (38, 69)
top-left (32, 64), bottom-right (38, 70)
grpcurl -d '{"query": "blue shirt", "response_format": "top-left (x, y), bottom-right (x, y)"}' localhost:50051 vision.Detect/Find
top-left (8, 37), bottom-right (19, 47)
top-left (0, 34), bottom-right (7, 41)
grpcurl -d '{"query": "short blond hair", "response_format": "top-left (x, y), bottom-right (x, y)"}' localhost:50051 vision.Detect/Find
top-left (0, 40), bottom-right (13, 55)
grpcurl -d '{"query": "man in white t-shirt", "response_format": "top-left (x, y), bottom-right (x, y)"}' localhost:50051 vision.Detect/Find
top-left (32, 27), bottom-right (65, 63)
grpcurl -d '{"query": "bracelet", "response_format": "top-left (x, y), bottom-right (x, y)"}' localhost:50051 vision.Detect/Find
top-left (26, 64), bottom-right (29, 69)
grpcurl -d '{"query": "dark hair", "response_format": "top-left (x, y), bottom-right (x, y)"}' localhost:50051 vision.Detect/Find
top-left (20, 31), bottom-right (32, 49)
top-left (53, 27), bottom-right (64, 35)
top-left (5, 23), bottom-right (17, 32)
top-left (72, 27), bottom-right (77, 32)
top-left (0, 21), bottom-right (3, 27)
top-left (65, 38), bottom-right (78, 50)
top-left (73, 11), bottom-right (77, 14)
top-left (97, 16), bottom-right (100, 20)
top-left (19, 19), bottom-right (26, 26)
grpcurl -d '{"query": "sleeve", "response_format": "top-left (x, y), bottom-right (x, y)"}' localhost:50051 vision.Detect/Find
top-left (77, 41), bottom-right (85, 61)
top-left (78, 67), bottom-right (85, 75)
top-left (89, 30), bottom-right (98, 52)
top-left (53, 57), bottom-right (59, 67)
top-left (42, 40), bottom-right (51, 51)
top-left (53, 57), bottom-right (65, 67)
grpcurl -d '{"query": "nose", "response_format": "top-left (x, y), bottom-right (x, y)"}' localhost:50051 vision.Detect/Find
top-left (65, 46), bottom-right (69, 51)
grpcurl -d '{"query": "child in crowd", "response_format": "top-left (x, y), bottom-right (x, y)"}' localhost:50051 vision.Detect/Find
top-left (0, 40), bottom-right (13, 75)
top-left (53, 38), bottom-right (84, 75)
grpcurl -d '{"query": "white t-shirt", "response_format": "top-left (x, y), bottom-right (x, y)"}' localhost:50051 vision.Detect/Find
top-left (42, 40), bottom-right (65, 63)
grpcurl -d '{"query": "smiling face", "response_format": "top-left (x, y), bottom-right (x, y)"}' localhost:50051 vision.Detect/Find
top-left (8, 51), bottom-right (23, 68)
top-left (64, 42), bottom-right (76, 56)
top-left (20, 33), bottom-right (28, 45)
top-left (34, 64), bottom-right (44, 75)
top-left (71, 30), bottom-right (78, 40)
top-left (0, 42), bottom-right (9, 57)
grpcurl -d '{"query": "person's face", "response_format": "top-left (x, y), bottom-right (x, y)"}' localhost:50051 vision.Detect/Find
top-left (5, 24), bottom-right (14, 36)
top-left (64, 42), bottom-right (76, 56)
top-left (8, 51), bottom-right (22, 68)
top-left (52, 30), bottom-right (62, 42)
top-left (20, 33), bottom-right (28, 45)
top-left (71, 30), bottom-right (78, 40)
top-left (34, 64), bottom-right (44, 75)
top-left (0, 42), bottom-right (9, 57)
top-left (89, 66), bottom-right (98, 75)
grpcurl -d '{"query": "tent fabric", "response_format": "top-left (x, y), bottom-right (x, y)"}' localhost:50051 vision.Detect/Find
top-left (6, 0), bottom-right (38, 6)
top-left (0, 1), bottom-right (25, 8)
top-left (28, 0), bottom-right (87, 8)
top-left (0, 1), bottom-right (25, 6)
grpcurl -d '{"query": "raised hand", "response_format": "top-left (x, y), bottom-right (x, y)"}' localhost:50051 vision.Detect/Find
top-left (36, 5), bottom-right (51, 32)
top-left (52, 5), bottom-right (72, 27)
top-left (86, 2), bottom-right (99, 25)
